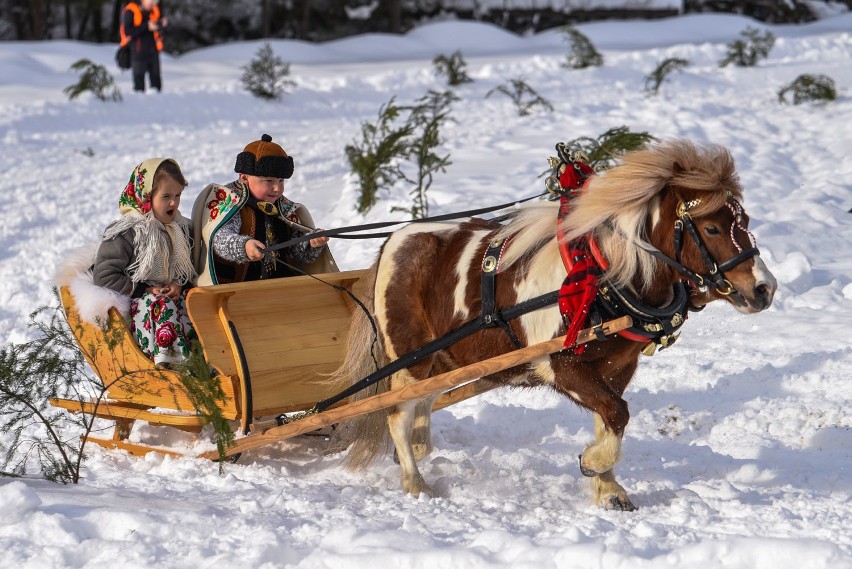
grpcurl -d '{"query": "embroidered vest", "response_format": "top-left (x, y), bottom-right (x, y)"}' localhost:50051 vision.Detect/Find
top-left (212, 201), bottom-right (299, 284)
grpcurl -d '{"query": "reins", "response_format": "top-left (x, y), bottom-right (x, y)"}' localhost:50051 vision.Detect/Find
top-left (263, 192), bottom-right (548, 254)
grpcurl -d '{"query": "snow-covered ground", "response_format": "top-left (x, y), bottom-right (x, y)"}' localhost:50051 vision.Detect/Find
top-left (1, 12), bottom-right (851, 568)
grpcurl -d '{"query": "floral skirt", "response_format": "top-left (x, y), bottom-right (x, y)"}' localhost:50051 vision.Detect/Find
top-left (130, 291), bottom-right (196, 366)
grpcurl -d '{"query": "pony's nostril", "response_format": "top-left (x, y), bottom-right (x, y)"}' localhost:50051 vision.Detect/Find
top-left (753, 284), bottom-right (772, 308)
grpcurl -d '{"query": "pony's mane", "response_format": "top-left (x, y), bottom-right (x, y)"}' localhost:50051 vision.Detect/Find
top-left (495, 201), bottom-right (560, 269)
top-left (496, 139), bottom-right (743, 291)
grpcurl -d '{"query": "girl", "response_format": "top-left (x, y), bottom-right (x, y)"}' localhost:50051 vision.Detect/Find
top-left (93, 158), bottom-right (197, 366)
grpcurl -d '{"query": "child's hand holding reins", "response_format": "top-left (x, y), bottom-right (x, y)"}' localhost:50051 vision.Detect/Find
top-left (309, 229), bottom-right (329, 248)
top-left (245, 239), bottom-right (266, 261)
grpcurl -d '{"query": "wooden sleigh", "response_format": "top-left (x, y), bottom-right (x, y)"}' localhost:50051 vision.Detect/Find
top-left (51, 269), bottom-right (631, 460)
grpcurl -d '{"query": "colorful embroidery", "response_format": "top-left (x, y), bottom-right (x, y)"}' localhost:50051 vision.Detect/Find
top-left (207, 187), bottom-right (240, 221)
top-left (131, 291), bottom-right (196, 366)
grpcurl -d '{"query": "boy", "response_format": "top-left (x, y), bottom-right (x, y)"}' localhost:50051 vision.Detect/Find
top-left (193, 134), bottom-right (336, 286)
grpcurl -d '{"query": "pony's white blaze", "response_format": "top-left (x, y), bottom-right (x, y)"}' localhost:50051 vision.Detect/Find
top-left (453, 231), bottom-right (491, 320)
top-left (731, 254), bottom-right (777, 314)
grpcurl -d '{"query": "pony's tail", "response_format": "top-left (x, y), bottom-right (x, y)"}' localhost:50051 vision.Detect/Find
top-left (326, 264), bottom-right (394, 469)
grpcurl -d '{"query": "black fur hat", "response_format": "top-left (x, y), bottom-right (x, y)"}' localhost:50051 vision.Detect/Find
top-left (234, 134), bottom-right (294, 179)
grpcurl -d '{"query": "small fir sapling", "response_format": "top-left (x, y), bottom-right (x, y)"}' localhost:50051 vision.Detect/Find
top-left (64, 59), bottom-right (122, 102)
top-left (241, 43), bottom-right (296, 100)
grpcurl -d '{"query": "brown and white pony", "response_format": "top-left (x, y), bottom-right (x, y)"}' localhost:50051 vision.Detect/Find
top-left (331, 139), bottom-right (776, 511)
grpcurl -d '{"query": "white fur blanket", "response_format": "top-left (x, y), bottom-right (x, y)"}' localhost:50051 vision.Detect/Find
top-left (53, 244), bottom-right (131, 326)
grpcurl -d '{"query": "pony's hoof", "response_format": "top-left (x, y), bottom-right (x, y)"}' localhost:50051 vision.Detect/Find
top-left (403, 477), bottom-right (434, 498)
top-left (578, 454), bottom-right (597, 477)
top-left (603, 494), bottom-right (637, 512)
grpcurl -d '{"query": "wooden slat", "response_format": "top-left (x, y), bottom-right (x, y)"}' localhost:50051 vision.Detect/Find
top-left (50, 398), bottom-right (206, 430)
top-left (86, 437), bottom-right (185, 458)
top-left (185, 290), bottom-right (240, 378)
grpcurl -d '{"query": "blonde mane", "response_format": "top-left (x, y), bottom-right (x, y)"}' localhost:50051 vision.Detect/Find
top-left (496, 139), bottom-right (743, 291)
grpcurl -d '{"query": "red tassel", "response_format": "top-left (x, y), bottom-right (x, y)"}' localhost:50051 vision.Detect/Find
top-left (558, 251), bottom-right (600, 354)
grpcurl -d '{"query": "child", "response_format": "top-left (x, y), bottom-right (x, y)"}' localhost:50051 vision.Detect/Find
top-left (192, 134), bottom-right (337, 286)
top-left (93, 158), bottom-right (197, 366)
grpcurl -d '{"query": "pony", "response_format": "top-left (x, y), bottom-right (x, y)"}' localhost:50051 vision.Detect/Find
top-left (330, 139), bottom-right (777, 511)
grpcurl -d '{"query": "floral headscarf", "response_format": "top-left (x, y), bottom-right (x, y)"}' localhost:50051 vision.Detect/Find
top-left (119, 157), bottom-right (176, 215)
top-left (103, 157), bottom-right (196, 287)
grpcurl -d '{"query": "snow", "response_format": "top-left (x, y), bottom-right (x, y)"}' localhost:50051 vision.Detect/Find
top-left (1, 11), bottom-right (852, 569)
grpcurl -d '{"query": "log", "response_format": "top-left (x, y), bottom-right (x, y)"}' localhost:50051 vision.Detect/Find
top-left (198, 315), bottom-right (632, 460)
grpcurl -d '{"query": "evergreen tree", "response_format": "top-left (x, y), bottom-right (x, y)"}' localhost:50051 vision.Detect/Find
top-left (433, 50), bottom-right (473, 87)
top-left (719, 27), bottom-right (775, 67)
top-left (645, 57), bottom-right (690, 96)
top-left (778, 74), bottom-right (837, 104)
top-left (564, 126), bottom-right (656, 170)
top-left (485, 79), bottom-right (554, 116)
top-left (561, 27), bottom-right (604, 69)
top-left (241, 43), bottom-right (296, 100)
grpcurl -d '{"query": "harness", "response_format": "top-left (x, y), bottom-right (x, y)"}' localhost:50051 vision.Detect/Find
top-left (284, 142), bottom-right (761, 418)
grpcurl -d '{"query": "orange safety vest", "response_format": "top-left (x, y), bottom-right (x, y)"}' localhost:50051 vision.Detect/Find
top-left (119, 2), bottom-right (162, 52)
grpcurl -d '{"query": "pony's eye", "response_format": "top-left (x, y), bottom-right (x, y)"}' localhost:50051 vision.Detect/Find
top-left (704, 225), bottom-right (720, 236)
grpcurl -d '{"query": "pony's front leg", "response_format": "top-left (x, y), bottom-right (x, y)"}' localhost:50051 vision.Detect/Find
top-left (387, 399), bottom-right (434, 498)
top-left (582, 413), bottom-right (636, 511)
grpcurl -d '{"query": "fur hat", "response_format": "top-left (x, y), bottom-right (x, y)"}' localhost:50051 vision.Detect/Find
top-left (234, 134), bottom-right (294, 179)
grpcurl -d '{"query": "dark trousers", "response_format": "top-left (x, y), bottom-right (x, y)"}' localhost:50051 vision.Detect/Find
top-left (131, 52), bottom-right (162, 92)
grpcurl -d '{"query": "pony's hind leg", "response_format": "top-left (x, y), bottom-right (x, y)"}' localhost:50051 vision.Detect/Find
top-left (387, 397), bottom-right (434, 497)
top-left (584, 413), bottom-right (636, 511)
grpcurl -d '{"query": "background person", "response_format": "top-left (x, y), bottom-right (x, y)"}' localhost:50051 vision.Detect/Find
top-left (119, 0), bottom-right (167, 92)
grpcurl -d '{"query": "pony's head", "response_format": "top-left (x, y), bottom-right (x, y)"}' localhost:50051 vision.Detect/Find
top-left (563, 139), bottom-right (776, 313)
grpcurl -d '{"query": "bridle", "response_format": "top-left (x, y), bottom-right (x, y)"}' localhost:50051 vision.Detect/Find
top-left (632, 193), bottom-right (760, 307)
